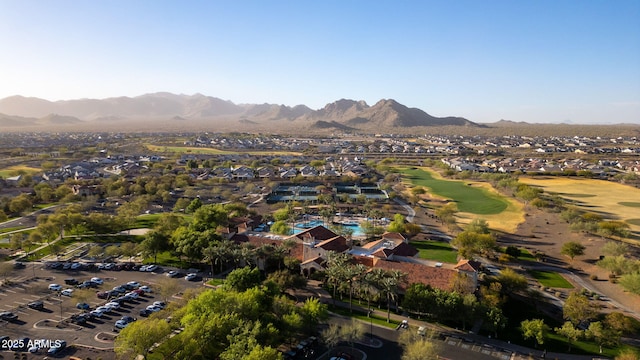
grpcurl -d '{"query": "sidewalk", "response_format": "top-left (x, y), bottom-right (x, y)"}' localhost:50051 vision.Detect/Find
top-left (303, 281), bottom-right (601, 360)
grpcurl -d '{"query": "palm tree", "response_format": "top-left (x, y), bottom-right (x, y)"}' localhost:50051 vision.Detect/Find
top-left (239, 243), bottom-right (256, 268)
top-left (324, 252), bottom-right (350, 307)
top-left (378, 270), bottom-right (407, 322)
top-left (364, 268), bottom-right (386, 312)
top-left (201, 245), bottom-right (217, 277)
top-left (346, 264), bottom-right (367, 313)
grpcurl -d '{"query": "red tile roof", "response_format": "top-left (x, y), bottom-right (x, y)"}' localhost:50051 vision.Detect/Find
top-left (454, 259), bottom-right (481, 272)
top-left (352, 256), bottom-right (456, 291)
top-left (289, 225), bottom-right (339, 242)
top-left (316, 236), bottom-right (349, 253)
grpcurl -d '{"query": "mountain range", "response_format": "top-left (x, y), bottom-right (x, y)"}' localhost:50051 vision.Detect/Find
top-left (0, 93), bottom-right (481, 131)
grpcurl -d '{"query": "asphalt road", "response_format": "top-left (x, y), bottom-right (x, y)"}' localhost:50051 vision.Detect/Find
top-left (329, 316), bottom-right (497, 360)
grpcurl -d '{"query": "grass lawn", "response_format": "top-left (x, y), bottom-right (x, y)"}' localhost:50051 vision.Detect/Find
top-left (400, 167), bottom-right (509, 214)
top-left (150, 251), bottom-right (191, 269)
top-left (517, 249), bottom-right (537, 262)
top-left (330, 306), bottom-right (401, 329)
top-left (0, 165), bottom-right (42, 178)
top-left (528, 270), bottom-right (574, 289)
top-left (410, 240), bottom-right (458, 263)
top-left (399, 167), bottom-right (524, 232)
top-left (135, 213), bottom-right (162, 228)
top-left (207, 278), bottom-right (225, 286)
top-left (0, 226), bottom-right (28, 235)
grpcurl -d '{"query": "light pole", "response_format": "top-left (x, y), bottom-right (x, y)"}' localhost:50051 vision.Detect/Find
top-left (368, 309), bottom-right (374, 341)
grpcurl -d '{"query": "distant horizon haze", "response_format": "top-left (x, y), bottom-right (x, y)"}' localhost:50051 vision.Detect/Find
top-left (0, 1), bottom-right (638, 125)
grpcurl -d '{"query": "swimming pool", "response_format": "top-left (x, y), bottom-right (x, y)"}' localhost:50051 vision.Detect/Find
top-left (292, 219), bottom-right (364, 236)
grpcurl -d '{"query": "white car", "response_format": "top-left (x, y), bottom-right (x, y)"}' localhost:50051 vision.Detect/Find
top-left (90, 277), bottom-right (104, 285)
top-left (138, 265), bottom-right (148, 272)
top-left (61, 288), bottom-right (74, 296)
top-left (127, 281), bottom-right (140, 288)
top-left (114, 319), bottom-right (130, 330)
top-left (145, 264), bottom-right (158, 272)
top-left (48, 284), bottom-right (62, 291)
top-left (96, 305), bottom-right (111, 313)
top-left (105, 301), bottom-right (121, 310)
top-left (152, 301), bottom-right (166, 309)
top-left (125, 291), bottom-right (139, 299)
top-left (90, 308), bottom-right (105, 318)
top-left (139, 285), bottom-right (152, 293)
top-left (185, 273), bottom-right (198, 281)
top-left (146, 305), bottom-right (162, 312)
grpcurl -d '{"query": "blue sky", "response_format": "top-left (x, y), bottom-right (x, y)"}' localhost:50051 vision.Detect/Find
top-left (1, 1), bottom-right (638, 124)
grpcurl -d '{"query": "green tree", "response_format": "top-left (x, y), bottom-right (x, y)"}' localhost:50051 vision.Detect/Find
top-left (618, 272), bottom-right (640, 295)
top-left (561, 241), bottom-right (586, 262)
top-left (521, 318), bottom-right (549, 348)
top-left (452, 231), bottom-right (496, 259)
top-left (555, 321), bottom-right (583, 352)
top-left (601, 241), bottom-right (629, 257)
top-left (186, 198), bottom-right (203, 213)
top-left (563, 292), bottom-right (597, 325)
top-left (586, 321), bottom-right (615, 354)
top-left (495, 268), bottom-right (528, 295)
top-left (141, 230), bottom-right (170, 264)
top-left (115, 318), bottom-right (171, 359)
top-left (225, 267), bottom-right (262, 292)
top-left (270, 220), bottom-right (290, 235)
top-left (465, 218), bottom-right (490, 234)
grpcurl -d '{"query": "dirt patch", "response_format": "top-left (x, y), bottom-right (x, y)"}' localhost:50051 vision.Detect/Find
top-left (498, 206), bottom-right (640, 315)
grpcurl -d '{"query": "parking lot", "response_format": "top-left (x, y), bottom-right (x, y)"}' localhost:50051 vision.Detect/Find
top-left (0, 261), bottom-right (203, 359)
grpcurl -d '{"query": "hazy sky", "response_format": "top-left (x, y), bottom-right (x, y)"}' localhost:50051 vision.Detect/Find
top-left (1, 1), bottom-right (639, 124)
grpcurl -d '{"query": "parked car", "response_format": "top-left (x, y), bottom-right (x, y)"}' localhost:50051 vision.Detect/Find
top-left (49, 283), bottom-right (62, 291)
top-left (146, 305), bottom-right (162, 313)
top-left (139, 309), bottom-right (151, 317)
top-left (166, 270), bottom-right (180, 278)
top-left (10, 337), bottom-right (29, 351)
top-left (71, 314), bottom-right (88, 324)
top-left (152, 301), bottom-right (166, 309)
top-left (125, 291), bottom-right (139, 299)
top-left (132, 289), bottom-right (145, 296)
top-left (127, 281), bottom-right (140, 288)
top-left (138, 265), bottom-right (148, 272)
top-left (61, 288), bottom-right (74, 296)
top-left (76, 302), bottom-right (90, 310)
top-left (139, 285), bottom-right (152, 293)
top-left (145, 264), bottom-right (159, 272)
top-left (185, 273), bottom-right (198, 281)
top-left (114, 319), bottom-right (130, 330)
top-left (96, 291), bottom-right (110, 299)
top-left (121, 315), bottom-right (136, 323)
top-left (112, 286), bottom-right (127, 294)
top-left (28, 301), bottom-right (44, 310)
top-left (90, 309), bottom-right (105, 318)
top-left (105, 301), bottom-right (121, 310)
top-left (0, 311), bottom-right (18, 321)
top-left (90, 277), bottom-right (104, 285)
top-left (47, 340), bottom-right (66, 355)
top-left (64, 278), bottom-right (78, 285)
top-left (77, 280), bottom-right (95, 289)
